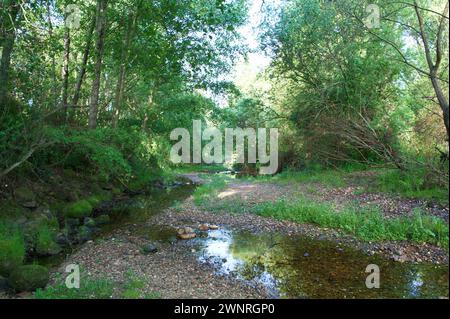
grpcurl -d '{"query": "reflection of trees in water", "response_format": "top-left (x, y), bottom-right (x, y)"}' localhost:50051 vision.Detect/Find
top-left (227, 232), bottom-right (448, 298)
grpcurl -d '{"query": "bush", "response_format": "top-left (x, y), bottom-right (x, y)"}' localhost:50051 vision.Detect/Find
top-left (9, 265), bottom-right (49, 292)
top-left (0, 222), bottom-right (25, 276)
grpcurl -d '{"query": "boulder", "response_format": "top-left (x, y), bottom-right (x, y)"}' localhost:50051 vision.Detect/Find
top-left (198, 224), bottom-right (210, 231)
top-left (9, 265), bottom-right (49, 292)
top-left (208, 224), bottom-right (219, 230)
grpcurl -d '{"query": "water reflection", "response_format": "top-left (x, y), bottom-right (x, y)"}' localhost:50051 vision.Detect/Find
top-left (193, 229), bottom-right (449, 299)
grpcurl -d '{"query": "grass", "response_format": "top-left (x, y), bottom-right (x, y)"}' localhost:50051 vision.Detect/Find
top-left (373, 169), bottom-right (449, 205)
top-left (34, 277), bottom-right (114, 299)
top-left (193, 174), bottom-right (229, 206)
top-left (173, 164), bottom-right (227, 174)
top-left (242, 168), bottom-right (347, 188)
top-left (34, 271), bottom-right (160, 299)
top-left (254, 198), bottom-right (449, 248)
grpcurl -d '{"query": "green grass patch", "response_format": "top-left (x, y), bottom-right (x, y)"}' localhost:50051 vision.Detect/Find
top-left (244, 169), bottom-right (346, 187)
top-left (34, 277), bottom-right (114, 299)
top-left (0, 221), bottom-right (25, 276)
top-left (254, 198), bottom-right (449, 248)
top-left (173, 164), bottom-right (227, 174)
top-left (193, 175), bottom-right (229, 206)
top-left (34, 271), bottom-right (160, 299)
top-left (373, 169), bottom-right (448, 205)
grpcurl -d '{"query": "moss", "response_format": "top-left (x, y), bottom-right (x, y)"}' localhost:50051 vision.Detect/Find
top-left (14, 186), bottom-right (36, 202)
top-left (64, 200), bottom-right (93, 219)
top-left (35, 225), bottom-right (61, 256)
top-left (0, 223), bottom-right (25, 276)
top-left (9, 265), bottom-right (49, 292)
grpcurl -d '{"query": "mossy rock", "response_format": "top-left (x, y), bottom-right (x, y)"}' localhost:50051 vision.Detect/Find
top-left (77, 226), bottom-right (93, 243)
top-left (14, 187), bottom-right (36, 202)
top-left (0, 240), bottom-right (25, 277)
top-left (94, 215), bottom-right (110, 226)
top-left (35, 239), bottom-right (61, 256)
top-left (9, 265), bottom-right (49, 292)
top-left (83, 217), bottom-right (96, 228)
top-left (0, 225), bottom-right (25, 276)
top-left (64, 200), bottom-right (93, 219)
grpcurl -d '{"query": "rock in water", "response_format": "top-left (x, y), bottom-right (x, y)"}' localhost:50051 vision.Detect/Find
top-left (9, 265), bottom-right (49, 292)
top-left (208, 224), bottom-right (219, 230)
top-left (198, 224), bottom-right (209, 231)
top-left (178, 233), bottom-right (196, 240)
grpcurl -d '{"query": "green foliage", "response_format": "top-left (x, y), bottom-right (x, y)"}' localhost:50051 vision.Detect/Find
top-left (0, 222), bottom-right (25, 276)
top-left (9, 265), bottom-right (49, 292)
top-left (63, 200), bottom-right (93, 219)
top-left (254, 199), bottom-right (449, 248)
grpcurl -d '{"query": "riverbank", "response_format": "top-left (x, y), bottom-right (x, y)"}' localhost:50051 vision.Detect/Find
top-left (2, 168), bottom-right (449, 298)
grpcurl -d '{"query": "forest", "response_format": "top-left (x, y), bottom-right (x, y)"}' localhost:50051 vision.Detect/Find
top-left (0, 0), bottom-right (449, 299)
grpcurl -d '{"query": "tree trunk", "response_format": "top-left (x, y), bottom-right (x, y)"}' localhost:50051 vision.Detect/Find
top-left (61, 18), bottom-right (71, 122)
top-left (0, 0), bottom-right (19, 108)
top-left (414, 0), bottom-right (450, 143)
top-left (72, 14), bottom-right (95, 111)
top-left (88, 0), bottom-right (108, 129)
top-left (112, 7), bottom-right (139, 128)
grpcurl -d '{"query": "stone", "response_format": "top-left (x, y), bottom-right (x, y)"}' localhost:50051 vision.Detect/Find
top-left (15, 187), bottom-right (36, 202)
top-left (198, 224), bottom-right (210, 231)
top-left (22, 201), bottom-right (38, 209)
top-left (9, 265), bottom-right (49, 292)
top-left (55, 233), bottom-right (70, 246)
top-left (83, 217), bottom-right (96, 228)
top-left (178, 233), bottom-right (196, 240)
top-left (142, 243), bottom-right (158, 254)
top-left (208, 224), bottom-right (219, 230)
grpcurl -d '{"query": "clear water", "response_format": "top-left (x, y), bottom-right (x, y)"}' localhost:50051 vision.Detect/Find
top-left (191, 228), bottom-right (449, 299)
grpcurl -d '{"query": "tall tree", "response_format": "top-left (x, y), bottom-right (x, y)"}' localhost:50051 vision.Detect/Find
top-left (0, 0), bottom-right (19, 108)
top-left (88, 0), bottom-right (108, 129)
